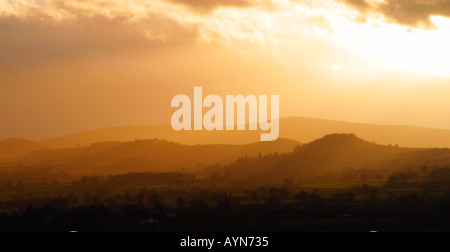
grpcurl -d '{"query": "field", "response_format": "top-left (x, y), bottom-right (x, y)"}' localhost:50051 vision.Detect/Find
top-left (0, 172), bottom-right (447, 232)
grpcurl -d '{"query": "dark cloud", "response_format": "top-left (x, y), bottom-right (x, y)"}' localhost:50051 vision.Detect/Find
top-left (380, 0), bottom-right (450, 28)
top-left (338, 0), bottom-right (450, 29)
top-left (337, 0), bottom-right (370, 12)
top-left (166, 0), bottom-right (252, 14)
top-left (0, 9), bottom-right (198, 72)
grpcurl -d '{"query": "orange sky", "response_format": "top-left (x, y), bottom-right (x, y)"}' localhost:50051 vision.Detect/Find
top-left (2, 0), bottom-right (450, 140)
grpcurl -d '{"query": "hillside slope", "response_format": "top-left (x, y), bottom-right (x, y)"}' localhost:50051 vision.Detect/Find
top-left (0, 138), bottom-right (45, 162)
top-left (205, 134), bottom-right (450, 185)
top-left (7, 138), bottom-right (299, 175)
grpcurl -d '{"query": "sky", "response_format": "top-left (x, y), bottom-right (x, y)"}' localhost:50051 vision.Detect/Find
top-left (2, 0), bottom-right (450, 140)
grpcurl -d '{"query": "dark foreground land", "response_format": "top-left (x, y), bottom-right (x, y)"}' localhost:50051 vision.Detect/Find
top-left (0, 171), bottom-right (448, 232)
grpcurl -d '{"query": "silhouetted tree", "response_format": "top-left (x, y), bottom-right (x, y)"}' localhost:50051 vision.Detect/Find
top-left (295, 191), bottom-right (309, 204)
top-left (218, 194), bottom-right (231, 213)
top-left (344, 192), bottom-right (355, 206)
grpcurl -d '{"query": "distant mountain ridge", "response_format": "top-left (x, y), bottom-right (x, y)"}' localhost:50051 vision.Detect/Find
top-left (38, 117), bottom-right (450, 149)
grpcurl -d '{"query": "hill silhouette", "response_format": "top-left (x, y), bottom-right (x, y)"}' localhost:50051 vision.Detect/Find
top-left (39, 117), bottom-right (450, 149)
top-left (9, 142), bottom-right (124, 165)
top-left (204, 134), bottom-right (450, 185)
top-left (0, 138), bottom-right (45, 162)
top-left (6, 138), bottom-right (299, 174)
top-left (4, 134), bottom-right (450, 184)
top-left (39, 125), bottom-right (261, 149)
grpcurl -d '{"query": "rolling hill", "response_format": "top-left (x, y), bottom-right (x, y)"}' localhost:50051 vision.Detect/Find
top-left (0, 138), bottom-right (45, 162)
top-left (4, 134), bottom-right (450, 185)
top-left (39, 117), bottom-right (450, 149)
top-left (203, 134), bottom-right (450, 186)
top-left (5, 138), bottom-right (299, 175)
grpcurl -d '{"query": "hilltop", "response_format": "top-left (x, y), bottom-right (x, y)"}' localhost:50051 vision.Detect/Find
top-left (204, 134), bottom-right (450, 185)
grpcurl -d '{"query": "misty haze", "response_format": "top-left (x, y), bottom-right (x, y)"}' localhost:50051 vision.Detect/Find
top-left (0, 0), bottom-right (449, 233)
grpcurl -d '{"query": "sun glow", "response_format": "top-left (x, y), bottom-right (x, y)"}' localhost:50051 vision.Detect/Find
top-left (332, 15), bottom-right (450, 78)
top-left (184, 0), bottom-right (450, 79)
top-left (2, 0), bottom-right (450, 78)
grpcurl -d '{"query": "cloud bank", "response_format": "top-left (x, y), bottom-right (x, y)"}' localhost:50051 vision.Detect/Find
top-left (167, 0), bottom-right (252, 14)
top-left (339, 0), bottom-right (450, 28)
